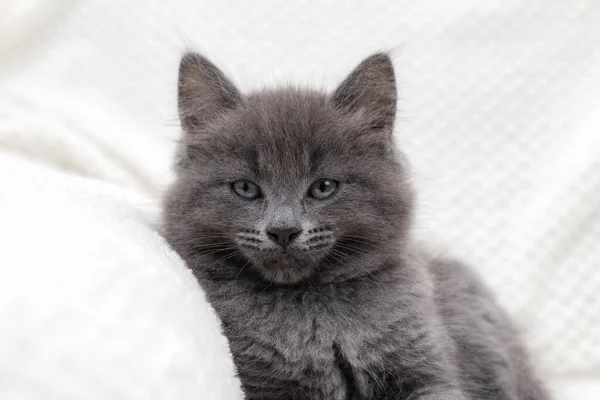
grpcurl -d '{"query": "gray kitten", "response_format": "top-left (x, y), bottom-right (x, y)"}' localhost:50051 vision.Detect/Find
top-left (162, 52), bottom-right (548, 400)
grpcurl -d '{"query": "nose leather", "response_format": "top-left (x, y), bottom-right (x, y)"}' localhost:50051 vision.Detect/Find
top-left (266, 226), bottom-right (302, 247)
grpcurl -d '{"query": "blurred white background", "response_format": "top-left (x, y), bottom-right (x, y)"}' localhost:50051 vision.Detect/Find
top-left (1, 0), bottom-right (599, 398)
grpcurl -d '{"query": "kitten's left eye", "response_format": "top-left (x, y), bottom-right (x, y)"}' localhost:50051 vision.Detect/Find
top-left (308, 179), bottom-right (338, 200)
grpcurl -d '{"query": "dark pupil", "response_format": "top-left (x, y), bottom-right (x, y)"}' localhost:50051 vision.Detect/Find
top-left (319, 181), bottom-right (329, 193)
top-left (242, 182), bottom-right (249, 192)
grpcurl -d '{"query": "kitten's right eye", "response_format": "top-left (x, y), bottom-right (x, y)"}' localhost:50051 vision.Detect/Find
top-left (232, 180), bottom-right (261, 200)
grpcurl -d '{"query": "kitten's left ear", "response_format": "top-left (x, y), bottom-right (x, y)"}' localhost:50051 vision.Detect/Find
top-left (332, 53), bottom-right (397, 132)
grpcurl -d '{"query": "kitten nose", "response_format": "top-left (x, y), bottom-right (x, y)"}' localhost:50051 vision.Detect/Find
top-left (266, 226), bottom-right (302, 247)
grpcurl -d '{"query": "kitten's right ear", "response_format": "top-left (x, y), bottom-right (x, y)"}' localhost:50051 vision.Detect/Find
top-left (178, 52), bottom-right (242, 131)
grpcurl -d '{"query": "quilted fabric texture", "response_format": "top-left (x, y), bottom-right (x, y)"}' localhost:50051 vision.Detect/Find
top-left (2, 0), bottom-right (599, 382)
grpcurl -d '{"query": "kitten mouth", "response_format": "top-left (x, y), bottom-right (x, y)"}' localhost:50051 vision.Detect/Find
top-left (246, 250), bottom-right (317, 285)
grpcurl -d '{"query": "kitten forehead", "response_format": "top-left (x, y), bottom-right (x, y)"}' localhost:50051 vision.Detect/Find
top-left (245, 89), bottom-right (332, 141)
top-left (244, 89), bottom-right (333, 175)
top-left (190, 88), bottom-right (348, 179)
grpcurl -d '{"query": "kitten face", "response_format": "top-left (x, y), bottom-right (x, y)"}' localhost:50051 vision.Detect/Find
top-left (164, 53), bottom-right (413, 285)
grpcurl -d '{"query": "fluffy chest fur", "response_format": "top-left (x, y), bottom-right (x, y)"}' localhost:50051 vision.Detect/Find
top-left (204, 270), bottom-right (442, 400)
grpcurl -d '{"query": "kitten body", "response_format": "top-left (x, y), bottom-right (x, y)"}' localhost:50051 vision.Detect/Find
top-left (163, 52), bottom-right (547, 400)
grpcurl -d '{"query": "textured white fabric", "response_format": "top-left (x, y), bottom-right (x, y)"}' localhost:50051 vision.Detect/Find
top-left (0, 153), bottom-right (243, 399)
top-left (1, 0), bottom-right (599, 397)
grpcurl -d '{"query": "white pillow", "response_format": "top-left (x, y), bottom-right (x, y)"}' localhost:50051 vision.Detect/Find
top-left (0, 154), bottom-right (242, 400)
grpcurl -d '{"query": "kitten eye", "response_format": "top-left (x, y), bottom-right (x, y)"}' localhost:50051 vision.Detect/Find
top-left (308, 179), bottom-right (338, 200)
top-left (232, 180), bottom-right (261, 199)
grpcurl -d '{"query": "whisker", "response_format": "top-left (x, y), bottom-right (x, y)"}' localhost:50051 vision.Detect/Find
top-left (185, 242), bottom-right (237, 249)
top-left (334, 243), bottom-right (372, 255)
top-left (195, 250), bottom-right (243, 273)
top-left (338, 234), bottom-right (378, 243)
top-left (328, 248), bottom-right (380, 284)
top-left (235, 260), bottom-right (252, 280)
top-left (194, 246), bottom-right (240, 255)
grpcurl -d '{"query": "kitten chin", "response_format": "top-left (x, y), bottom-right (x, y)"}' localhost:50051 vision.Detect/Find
top-left (254, 260), bottom-right (316, 285)
top-left (162, 52), bottom-right (549, 400)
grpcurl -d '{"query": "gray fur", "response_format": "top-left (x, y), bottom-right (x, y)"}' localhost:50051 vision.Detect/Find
top-left (162, 52), bottom-right (548, 400)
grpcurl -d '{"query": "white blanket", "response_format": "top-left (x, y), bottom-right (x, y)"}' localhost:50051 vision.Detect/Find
top-left (0, 154), bottom-right (243, 399)
top-left (1, 0), bottom-right (600, 398)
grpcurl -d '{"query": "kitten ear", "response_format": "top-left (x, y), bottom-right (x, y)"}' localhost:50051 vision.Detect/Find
top-left (332, 53), bottom-right (397, 131)
top-left (178, 52), bottom-right (242, 131)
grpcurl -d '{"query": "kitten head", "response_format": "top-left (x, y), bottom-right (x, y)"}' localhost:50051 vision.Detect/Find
top-left (163, 52), bottom-right (413, 285)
